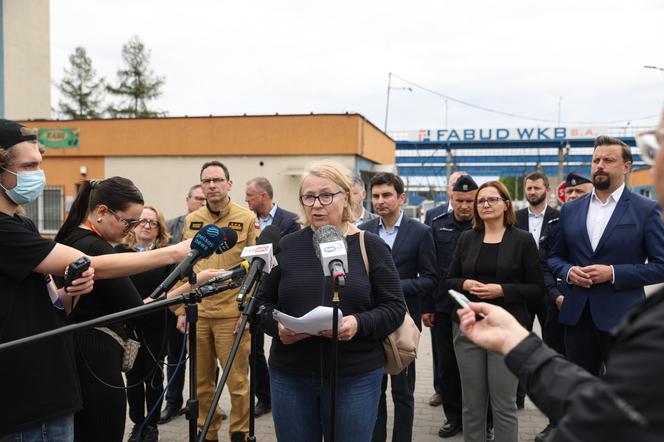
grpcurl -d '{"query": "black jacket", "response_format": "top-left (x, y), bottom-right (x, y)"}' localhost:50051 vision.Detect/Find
top-left (515, 206), bottom-right (562, 303)
top-left (447, 226), bottom-right (545, 326)
top-left (272, 206), bottom-right (301, 236)
top-left (506, 287), bottom-right (664, 441)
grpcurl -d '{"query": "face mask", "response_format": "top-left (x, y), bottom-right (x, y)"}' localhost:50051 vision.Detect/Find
top-left (0, 168), bottom-right (46, 204)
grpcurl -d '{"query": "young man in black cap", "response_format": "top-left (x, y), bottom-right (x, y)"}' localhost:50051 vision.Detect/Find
top-left (423, 174), bottom-right (478, 438)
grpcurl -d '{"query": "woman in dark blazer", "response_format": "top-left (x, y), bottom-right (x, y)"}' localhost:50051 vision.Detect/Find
top-left (447, 180), bottom-right (544, 442)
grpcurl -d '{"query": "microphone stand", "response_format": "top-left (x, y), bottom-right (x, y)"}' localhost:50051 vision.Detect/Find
top-left (0, 276), bottom-right (239, 442)
top-left (198, 278), bottom-right (265, 442)
top-left (330, 274), bottom-right (344, 442)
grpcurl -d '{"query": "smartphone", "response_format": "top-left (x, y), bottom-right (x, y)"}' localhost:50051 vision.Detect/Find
top-left (64, 256), bottom-right (91, 289)
top-left (448, 289), bottom-right (485, 321)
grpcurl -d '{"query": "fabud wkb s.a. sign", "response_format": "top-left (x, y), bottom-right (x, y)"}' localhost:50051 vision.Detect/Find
top-left (37, 128), bottom-right (80, 148)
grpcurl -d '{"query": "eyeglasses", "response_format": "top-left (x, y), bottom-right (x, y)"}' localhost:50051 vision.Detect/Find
top-left (636, 128), bottom-right (664, 166)
top-left (201, 177), bottom-right (227, 185)
top-left (477, 196), bottom-right (505, 206)
top-left (138, 219), bottom-right (159, 228)
top-left (300, 191), bottom-right (344, 207)
top-left (108, 208), bottom-right (142, 229)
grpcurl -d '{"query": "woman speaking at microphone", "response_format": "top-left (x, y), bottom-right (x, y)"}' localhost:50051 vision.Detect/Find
top-left (0, 121), bottom-right (192, 442)
top-left (256, 161), bottom-right (406, 442)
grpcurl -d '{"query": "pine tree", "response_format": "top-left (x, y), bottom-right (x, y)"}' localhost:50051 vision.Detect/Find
top-left (106, 36), bottom-right (166, 118)
top-left (57, 47), bottom-right (105, 119)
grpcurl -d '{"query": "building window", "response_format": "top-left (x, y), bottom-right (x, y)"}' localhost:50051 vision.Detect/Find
top-left (24, 186), bottom-right (64, 234)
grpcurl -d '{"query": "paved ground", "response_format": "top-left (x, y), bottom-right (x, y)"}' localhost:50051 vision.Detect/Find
top-left (125, 326), bottom-right (548, 442)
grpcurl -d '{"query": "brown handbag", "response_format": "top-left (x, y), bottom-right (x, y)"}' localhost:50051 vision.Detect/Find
top-left (358, 230), bottom-right (420, 375)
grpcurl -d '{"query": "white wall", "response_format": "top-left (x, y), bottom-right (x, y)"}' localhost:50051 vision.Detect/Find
top-left (3, 0), bottom-right (51, 119)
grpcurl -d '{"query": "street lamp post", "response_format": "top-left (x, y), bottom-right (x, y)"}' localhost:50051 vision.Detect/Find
top-left (383, 72), bottom-right (413, 132)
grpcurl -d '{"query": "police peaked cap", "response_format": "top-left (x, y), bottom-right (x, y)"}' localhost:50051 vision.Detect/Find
top-left (565, 172), bottom-right (592, 187)
top-left (452, 175), bottom-right (479, 192)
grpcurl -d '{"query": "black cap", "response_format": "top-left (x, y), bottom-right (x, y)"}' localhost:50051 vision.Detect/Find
top-left (0, 120), bottom-right (36, 149)
top-left (452, 175), bottom-right (478, 192)
top-left (565, 172), bottom-right (591, 187)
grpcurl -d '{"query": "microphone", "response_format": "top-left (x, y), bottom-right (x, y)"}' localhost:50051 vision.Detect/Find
top-left (313, 225), bottom-right (348, 284)
top-left (200, 260), bottom-right (250, 287)
top-left (235, 225), bottom-right (282, 304)
top-left (149, 225), bottom-right (238, 299)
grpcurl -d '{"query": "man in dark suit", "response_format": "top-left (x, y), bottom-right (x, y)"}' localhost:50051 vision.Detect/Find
top-left (360, 172), bottom-right (437, 442)
top-left (548, 135), bottom-right (664, 377)
top-left (423, 174), bottom-right (478, 438)
top-left (244, 177), bottom-right (301, 417)
top-left (423, 170), bottom-right (466, 407)
top-left (514, 171), bottom-right (560, 410)
top-left (245, 177), bottom-right (300, 236)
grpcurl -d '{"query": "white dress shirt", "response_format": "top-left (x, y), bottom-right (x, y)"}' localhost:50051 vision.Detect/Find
top-left (586, 184), bottom-right (624, 251)
top-left (528, 206), bottom-right (546, 248)
top-left (567, 184), bottom-right (624, 285)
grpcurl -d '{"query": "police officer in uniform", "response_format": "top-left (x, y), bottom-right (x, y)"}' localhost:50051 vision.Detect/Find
top-left (172, 161), bottom-right (257, 442)
top-left (422, 174), bottom-right (478, 438)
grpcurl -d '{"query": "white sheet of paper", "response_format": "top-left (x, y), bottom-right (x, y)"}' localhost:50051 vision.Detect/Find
top-left (272, 306), bottom-right (343, 335)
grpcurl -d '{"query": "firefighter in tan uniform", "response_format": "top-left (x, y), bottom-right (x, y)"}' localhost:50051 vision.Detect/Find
top-left (173, 161), bottom-right (257, 442)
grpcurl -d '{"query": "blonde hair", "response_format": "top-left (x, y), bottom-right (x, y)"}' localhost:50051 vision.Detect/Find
top-left (298, 160), bottom-right (357, 226)
top-left (123, 206), bottom-right (171, 249)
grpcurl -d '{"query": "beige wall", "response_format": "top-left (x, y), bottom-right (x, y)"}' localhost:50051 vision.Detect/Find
top-left (105, 155), bottom-right (358, 220)
top-left (3, 0), bottom-right (51, 119)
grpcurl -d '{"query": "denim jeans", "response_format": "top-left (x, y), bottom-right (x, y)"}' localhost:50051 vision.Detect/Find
top-left (270, 366), bottom-right (383, 442)
top-left (0, 414), bottom-right (74, 442)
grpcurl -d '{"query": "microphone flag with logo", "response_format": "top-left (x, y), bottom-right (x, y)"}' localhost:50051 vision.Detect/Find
top-left (313, 225), bottom-right (348, 283)
top-left (236, 225), bottom-right (281, 303)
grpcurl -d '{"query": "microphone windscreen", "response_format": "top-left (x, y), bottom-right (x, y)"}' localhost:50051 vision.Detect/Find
top-left (312, 224), bottom-right (345, 259)
top-left (257, 224), bottom-right (282, 254)
top-left (191, 224), bottom-right (237, 258)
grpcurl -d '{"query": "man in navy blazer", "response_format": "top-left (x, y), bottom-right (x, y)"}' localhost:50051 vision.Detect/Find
top-left (244, 177), bottom-right (301, 417)
top-left (360, 172), bottom-right (437, 442)
top-left (245, 177), bottom-right (300, 236)
top-left (548, 135), bottom-right (664, 376)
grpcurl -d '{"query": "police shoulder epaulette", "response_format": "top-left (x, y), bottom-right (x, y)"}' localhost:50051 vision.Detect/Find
top-left (431, 211), bottom-right (450, 223)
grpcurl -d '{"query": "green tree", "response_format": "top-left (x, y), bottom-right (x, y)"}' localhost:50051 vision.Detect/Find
top-left (57, 47), bottom-right (105, 119)
top-left (499, 176), bottom-right (525, 201)
top-left (106, 36), bottom-right (165, 118)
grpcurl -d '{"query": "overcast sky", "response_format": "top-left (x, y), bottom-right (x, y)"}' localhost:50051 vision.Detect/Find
top-left (50, 0), bottom-right (664, 132)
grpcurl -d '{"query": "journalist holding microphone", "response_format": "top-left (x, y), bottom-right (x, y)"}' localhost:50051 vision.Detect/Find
top-left (446, 181), bottom-right (544, 442)
top-left (256, 161), bottom-right (406, 442)
top-left (0, 120), bottom-right (191, 441)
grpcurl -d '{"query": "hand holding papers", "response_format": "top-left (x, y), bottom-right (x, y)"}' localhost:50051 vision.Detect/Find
top-left (273, 306), bottom-right (344, 335)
